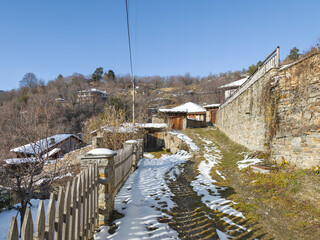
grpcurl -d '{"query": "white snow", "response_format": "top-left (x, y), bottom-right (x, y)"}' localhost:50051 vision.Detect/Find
top-left (216, 229), bottom-right (233, 240)
top-left (168, 131), bottom-right (200, 151)
top-left (160, 102), bottom-right (206, 113)
top-left (237, 153), bottom-right (263, 170)
top-left (203, 103), bottom-right (220, 108)
top-left (218, 77), bottom-right (248, 89)
top-left (124, 140), bottom-right (138, 144)
top-left (143, 153), bottom-right (155, 159)
top-left (0, 199), bottom-right (50, 240)
top-left (4, 157), bottom-right (38, 165)
top-left (10, 134), bottom-right (82, 155)
top-left (42, 148), bottom-right (61, 159)
top-left (191, 135), bottom-right (247, 234)
top-left (94, 151), bottom-right (191, 240)
top-left (137, 123), bottom-right (168, 129)
top-left (87, 148), bottom-right (117, 156)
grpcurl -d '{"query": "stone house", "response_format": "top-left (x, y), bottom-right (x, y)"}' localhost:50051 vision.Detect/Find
top-left (77, 88), bottom-right (109, 104)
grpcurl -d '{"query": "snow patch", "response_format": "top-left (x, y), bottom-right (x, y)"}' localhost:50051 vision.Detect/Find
top-left (237, 153), bottom-right (263, 170)
top-left (0, 199), bottom-right (50, 240)
top-left (94, 151), bottom-right (191, 239)
top-left (169, 131), bottom-right (200, 151)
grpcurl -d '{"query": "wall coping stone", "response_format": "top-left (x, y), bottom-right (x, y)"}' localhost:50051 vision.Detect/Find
top-left (86, 148), bottom-right (117, 156)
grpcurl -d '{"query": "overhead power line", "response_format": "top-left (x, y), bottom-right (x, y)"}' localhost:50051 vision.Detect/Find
top-left (125, 0), bottom-right (136, 125)
top-left (125, 0), bottom-right (134, 79)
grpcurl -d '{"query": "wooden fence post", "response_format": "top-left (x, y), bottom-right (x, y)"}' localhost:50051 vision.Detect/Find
top-left (124, 140), bottom-right (138, 171)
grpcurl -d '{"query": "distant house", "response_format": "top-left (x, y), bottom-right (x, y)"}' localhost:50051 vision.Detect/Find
top-left (77, 88), bottom-right (109, 104)
top-left (158, 102), bottom-right (206, 129)
top-left (55, 97), bottom-right (65, 103)
top-left (218, 77), bottom-right (248, 102)
top-left (203, 104), bottom-right (220, 125)
top-left (10, 134), bottom-right (86, 159)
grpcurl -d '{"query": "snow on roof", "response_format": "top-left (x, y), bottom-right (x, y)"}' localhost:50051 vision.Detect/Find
top-left (4, 157), bottom-right (38, 165)
top-left (218, 77), bottom-right (248, 89)
top-left (42, 148), bottom-right (61, 159)
top-left (78, 88), bottom-right (107, 94)
top-left (204, 104), bottom-right (220, 108)
top-left (159, 108), bottom-right (187, 113)
top-left (10, 134), bottom-right (81, 155)
top-left (137, 123), bottom-right (168, 129)
top-left (160, 102), bottom-right (206, 113)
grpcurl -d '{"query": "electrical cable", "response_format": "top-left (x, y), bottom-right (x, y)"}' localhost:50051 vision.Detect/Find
top-left (125, 0), bottom-right (134, 80)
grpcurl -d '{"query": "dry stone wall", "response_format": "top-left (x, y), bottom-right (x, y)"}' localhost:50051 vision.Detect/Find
top-left (217, 69), bottom-right (279, 151)
top-left (216, 51), bottom-right (320, 168)
top-left (271, 53), bottom-right (320, 168)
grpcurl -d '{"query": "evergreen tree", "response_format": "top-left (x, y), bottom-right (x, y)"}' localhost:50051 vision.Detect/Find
top-left (287, 47), bottom-right (300, 60)
top-left (91, 67), bottom-right (104, 83)
top-left (107, 70), bottom-right (116, 81)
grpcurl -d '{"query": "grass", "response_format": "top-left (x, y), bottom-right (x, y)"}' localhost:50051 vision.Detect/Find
top-left (184, 127), bottom-right (320, 239)
top-left (147, 150), bottom-right (172, 159)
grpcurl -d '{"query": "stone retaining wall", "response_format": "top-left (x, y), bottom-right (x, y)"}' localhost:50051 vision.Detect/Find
top-left (217, 68), bottom-right (279, 151)
top-left (216, 52), bottom-right (320, 168)
top-left (271, 53), bottom-right (320, 168)
top-left (157, 132), bottom-right (190, 153)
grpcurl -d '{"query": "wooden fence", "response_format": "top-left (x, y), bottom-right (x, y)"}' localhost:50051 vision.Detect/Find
top-left (114, 139), bottom-right (143, 196)
top-left (7, 139), bottom-right (143, 240)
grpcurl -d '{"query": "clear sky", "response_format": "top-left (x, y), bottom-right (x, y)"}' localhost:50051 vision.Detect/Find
top-left (1, 0), bottom-right (320, 91)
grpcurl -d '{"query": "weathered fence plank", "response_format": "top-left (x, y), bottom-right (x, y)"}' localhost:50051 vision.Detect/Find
top-left (75, 174), bottom-right (82, 240)
top-left (55, 187), bottom-right (65, 240)
top-left (83, 170), bottom-right (88, 240)
top-left (94, 163), bottom-right (99, 227)
top-left (34, 200), bottom-right (45, 240)
top-left (46, 193), bottom-right (55, 240)
top-left (62, 181), bottom-right (71, 240)
top-left (21, 208), bottom-right (33, 240)
top-left (7, 216), bottom-right (18, 240)
top-left (69, 177), bottom-right (77, 240)
top-left (88, 165), bottom-right (93, 238)
top-left (6, 139), bottom-right (143, 240)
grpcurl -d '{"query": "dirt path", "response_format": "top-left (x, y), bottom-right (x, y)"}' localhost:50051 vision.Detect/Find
top-left (163, 132), bottom-right (265, 239)
top-left (177, 127), bottom-right (320, 240)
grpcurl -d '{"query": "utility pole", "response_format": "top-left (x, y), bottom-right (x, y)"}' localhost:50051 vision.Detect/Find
top-left (132, 76), bottom-right (135, 126)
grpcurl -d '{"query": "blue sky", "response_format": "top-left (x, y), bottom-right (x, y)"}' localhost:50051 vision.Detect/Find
top-left (0, 0), bottom-right (320, 91)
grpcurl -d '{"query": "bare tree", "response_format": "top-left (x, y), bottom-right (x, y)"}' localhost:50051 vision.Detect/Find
top-left (0, 96), bottom-right (60, 230)
top-left (19, 73), bottom-right (39, 89)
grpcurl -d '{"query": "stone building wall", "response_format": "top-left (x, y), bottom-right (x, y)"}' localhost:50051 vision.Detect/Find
top-left (216, 51), bottom-right (320, 168)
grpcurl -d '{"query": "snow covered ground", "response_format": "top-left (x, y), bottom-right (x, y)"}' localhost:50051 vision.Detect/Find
top-left (237, 152), bottom-right (263, 170)
top-left (0, 199), bottom-right (50, 240)
top-left (191, 135), bottom-right (248, 238)
top-left (94, 151), bottom-right (192, 240)
top-left (168, 131), bottom-right (200, 151)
